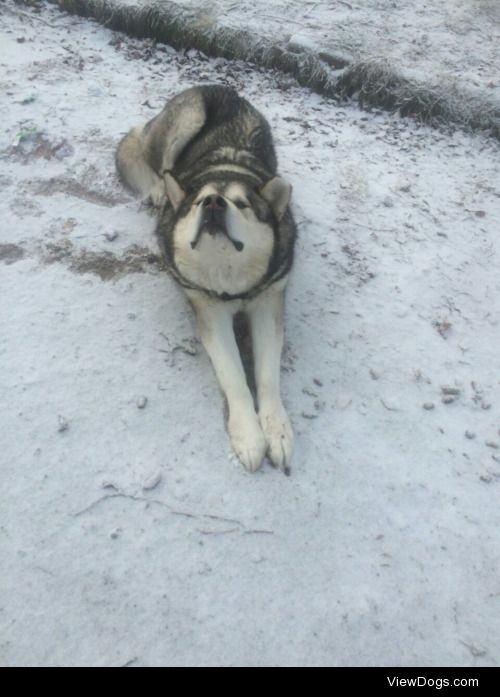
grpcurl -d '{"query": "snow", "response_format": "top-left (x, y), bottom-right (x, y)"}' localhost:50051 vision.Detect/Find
top-left (108, 0), bottom-right (500, 100)
top-left (1, 1), bottom-right (500, 667)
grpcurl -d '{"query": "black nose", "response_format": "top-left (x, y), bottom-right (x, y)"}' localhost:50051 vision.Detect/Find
top-left (203, 195), bottom-right (226, 209)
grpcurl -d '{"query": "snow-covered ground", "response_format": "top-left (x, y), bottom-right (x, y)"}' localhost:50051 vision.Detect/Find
top-left (98, 0), bottom-right (500, 100)
top-left (1, 1), bottom-right (500, 667)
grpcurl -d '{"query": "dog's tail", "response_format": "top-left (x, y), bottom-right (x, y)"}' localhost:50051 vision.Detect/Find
top-left (115, 127), bottom-right (166, 206)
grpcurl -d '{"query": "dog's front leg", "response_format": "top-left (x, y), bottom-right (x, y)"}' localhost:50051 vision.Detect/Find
top-left (249, 287), bottom-right (293, 472)
top-left (192, 298), bottom-right (267, 472)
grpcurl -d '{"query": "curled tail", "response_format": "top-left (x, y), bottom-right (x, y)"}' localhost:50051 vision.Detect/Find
top-left (115, 126), bottom-right (166, 206)
top-left (115, 87), bottom-right (208, 207)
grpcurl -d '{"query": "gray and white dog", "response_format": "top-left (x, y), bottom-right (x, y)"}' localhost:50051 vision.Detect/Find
top-left (116, 85), bottom-right (296, 473)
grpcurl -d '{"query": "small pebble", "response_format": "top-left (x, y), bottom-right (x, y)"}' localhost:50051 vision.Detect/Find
top-left (102, 480), bottom-right (119, 491)
top-left (136, 396), bottom-right (148, 409)
top-left (442, 395), bottom-right (456, 405)
top-left (142, 471), bottom-right (162, 491)
top-left (441, 386), bottom-right (461, 396)
top-left (335, 395), bottom-right (352, 410)
top-left (57, 415), bottom-right (69, 432)
top-left (422, 402), bottom-right (435, 410)
top-left (485, 441), bottom-right (499, 449)
top-left (105, 230), bottom-right (119, 242)
top-left (465, 431), bottom-right (476, 440)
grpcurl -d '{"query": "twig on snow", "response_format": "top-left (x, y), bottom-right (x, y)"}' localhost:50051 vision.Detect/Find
top-left (72, 491), bottom-right (246, 529)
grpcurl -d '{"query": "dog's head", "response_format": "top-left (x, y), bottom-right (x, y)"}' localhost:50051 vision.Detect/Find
top-left (164, 174), bottom-right (291, 297)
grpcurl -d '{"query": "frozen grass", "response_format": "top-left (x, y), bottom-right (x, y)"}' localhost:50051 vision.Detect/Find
top-left (46, 0), bottom-right (500, 139)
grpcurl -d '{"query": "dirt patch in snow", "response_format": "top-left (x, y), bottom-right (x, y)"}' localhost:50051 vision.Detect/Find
top-left (9, 130), bottom-right (74, 162)
top-left (33, 176), bottom-right (129, 208)
top-left (0, 237), bottom-right (162, 280)
top-left (41, 240), bottom-right (162, 279)
top-left (0, 243), bottom-right (26, 264)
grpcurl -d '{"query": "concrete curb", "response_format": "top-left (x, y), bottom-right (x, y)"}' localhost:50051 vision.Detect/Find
top-left (48, 0), bottom-right (500, 141)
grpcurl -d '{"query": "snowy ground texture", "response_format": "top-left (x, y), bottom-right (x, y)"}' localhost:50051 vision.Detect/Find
top-left (193, 0), bottom-right (500, 97)
top-left (50, 0), bottom-right (500, 138)
top-left (1, 1), bottom-right (500, 667)
top-left (65, 0), bottom-right (500, 100)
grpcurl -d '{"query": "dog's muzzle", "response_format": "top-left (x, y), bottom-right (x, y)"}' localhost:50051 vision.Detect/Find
top-left (190, 195), bottom-right (244, 251)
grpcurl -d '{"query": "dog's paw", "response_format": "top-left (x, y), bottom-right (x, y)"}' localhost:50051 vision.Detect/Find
top-left (228, 411), bottom-right (267, 473)
top-left (259, 402), bottom-right (293, 472)
top-left (148, 179), bottom-right (166, 208)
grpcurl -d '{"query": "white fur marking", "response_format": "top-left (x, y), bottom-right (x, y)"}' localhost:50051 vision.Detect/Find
top-left (193, 299), bottom-right (266, 472)
top-left (249, 288), bottom-right (293, 469)
top-left (173, 185), bottom-right (273, 296)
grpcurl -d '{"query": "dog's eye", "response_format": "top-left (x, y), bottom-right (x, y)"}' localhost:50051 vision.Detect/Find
top-left (234, 200), bottom-right (249, 210)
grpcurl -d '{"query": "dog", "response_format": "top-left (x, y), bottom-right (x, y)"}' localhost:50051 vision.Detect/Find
top-left (116, 85), bottom-right (296, 473)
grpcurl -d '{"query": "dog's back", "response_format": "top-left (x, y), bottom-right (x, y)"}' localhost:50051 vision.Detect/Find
top-left (116, 86), bottom-right (278, 201)
top-left (168, 86), bottom-right (278, 186)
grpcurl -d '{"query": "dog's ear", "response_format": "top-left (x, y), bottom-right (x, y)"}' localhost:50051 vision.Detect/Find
top-left (260, 176), bottom-right (292, 221)
top-left (163, 171), bottom-right (186, 211)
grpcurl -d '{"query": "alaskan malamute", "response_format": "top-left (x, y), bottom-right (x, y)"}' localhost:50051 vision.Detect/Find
top-left (116, 85), bottom-right (296, 473)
